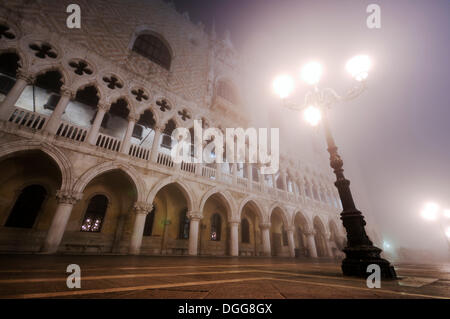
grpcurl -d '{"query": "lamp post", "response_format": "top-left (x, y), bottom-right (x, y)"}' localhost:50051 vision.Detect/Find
top-left (273, 55), bottom-right (397, 278)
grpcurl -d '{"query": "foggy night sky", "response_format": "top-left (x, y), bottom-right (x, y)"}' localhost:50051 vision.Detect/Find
top-left (171, 0), bottom-right (450, 256)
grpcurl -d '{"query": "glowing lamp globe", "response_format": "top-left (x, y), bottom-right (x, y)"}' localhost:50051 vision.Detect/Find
top-left (273, 74), bottom-right (294, 99)
top-left (346, 55), bottom-right (371, 81)
top-left (301, 62), bottom-right (322, 85)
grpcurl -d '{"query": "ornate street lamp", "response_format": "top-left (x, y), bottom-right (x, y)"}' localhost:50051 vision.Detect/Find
top-left (273, 55), bottom-right (397, 278)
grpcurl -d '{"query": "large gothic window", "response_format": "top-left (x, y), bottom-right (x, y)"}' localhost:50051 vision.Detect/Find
top-left (132, 34), bottom-right (172, 70)
top-left (241, 218), bottom-right (250, 243)
top-left (210, 213), bottom-right (222, 241)
top-left (81, 195), bottom-right (108, 232)
top-left (143, 205), bottom-right (156, 236)
top-left (5, 185), bottom-right (47, 228)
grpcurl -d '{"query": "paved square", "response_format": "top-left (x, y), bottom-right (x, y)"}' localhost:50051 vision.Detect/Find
top-left (0, 255), bottom-right (448, 299)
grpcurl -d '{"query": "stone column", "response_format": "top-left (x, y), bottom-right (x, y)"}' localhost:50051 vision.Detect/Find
top-left (286, 226), bottom-right (296, 257)
top-left (231, 163), bottom-right (237, 185)
top-left (150, 126), bottom-right (163, 163)
top-left (120, 115), bottom-right (137, 154)
top-left (271, 174), bottom-right (276, 188)
top-left (215, 162), bottom-right (222, 181)
top-left (188, 211), bottom-right (202, 256)
top-left (325, 232), bottom-right (334, 257)
top-left (229, 220), bottom-right (240, 256)
top-left (260, 223), bottom-right (271, 256)
top-left (247, 164), bottom-right (253, 190)
top-left (257, 165), bottom-right (265, 192)
top-left (305, 229), bottom-right (318, 258)
top-left (87, 103), bottom-right (110, 145)
top-left (129, 202), bottom-right (152, 255)
top-left (41, 190), bottom-right (82, 254)
top-left (45, 86), bottom-right (73, 135)
top-left (281, 170), bottom-right (288, 191)
top-left (0, 71), bottom-right (33, 120)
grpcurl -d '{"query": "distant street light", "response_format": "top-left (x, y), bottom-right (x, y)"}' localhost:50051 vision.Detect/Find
top-left (421, 202), bottom-right (450, 256)
top-left (272, 55), bottom-right (397, 279)
top-left (421, 202), bottom-right (439, 221)
top-left (443, 209), bottom-right (450, 219)
top-left (445, 227), bottom-right (450, 239)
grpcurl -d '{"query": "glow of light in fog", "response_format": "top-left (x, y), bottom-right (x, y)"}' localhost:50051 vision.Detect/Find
top-left (443, 209), bottom-right (450, 219)
top-left (273, 74), bottom-right (294, 99)
top-left (421, 202), bottom-right (439, 221)
top-left (383, 241), bottom-right (391, 250)
top-left (303, 105), bottom-right (322, 126)
top-left (346, 55), bottom-right (371, 81)
top-left (301, 61), bottom-right (322, 85)
top-left (445, 227), bottom-right (450, 239)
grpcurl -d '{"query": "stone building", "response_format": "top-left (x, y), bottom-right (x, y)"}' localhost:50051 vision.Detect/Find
top-left (0, 0), bottom-right (352, 258)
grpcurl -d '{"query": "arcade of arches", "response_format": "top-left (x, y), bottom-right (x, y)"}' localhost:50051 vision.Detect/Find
top-left (0, 148), bottom-right (345, 258)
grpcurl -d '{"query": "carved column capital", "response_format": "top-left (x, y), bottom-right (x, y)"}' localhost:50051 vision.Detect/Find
top-left (60, 85), bottom-right (75, 99)
top-left (259, 223), bottom-right (271, 230)
top-left (16, 70), bottom-right (34, 84)
top-left (187, 211), bottom-right (203, 221)
top-left (97, 103), bottom-right (110, 112)
top-left (284, 226), bottom-right (295, 232)
top-left (134, 202), bottom-right (152, 215)
top-left (228, 219), bottom-right (240, 225)
top-left (304, 229), bottom-right (316, 236)
top-left (56, 189), bottom-right (83, 205)
top-left (128, 113), bottom-right (139, 122)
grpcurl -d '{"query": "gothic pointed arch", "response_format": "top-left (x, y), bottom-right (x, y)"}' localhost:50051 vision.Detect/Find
top-left (73, 161), bottom-right (146, 203)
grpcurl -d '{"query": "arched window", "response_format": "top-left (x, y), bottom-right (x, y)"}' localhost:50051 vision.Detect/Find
top-left (210, 213), bottom-right (221, 241)
top-left (216, 80), bottom-right (238, 104)
top-left (161, 119), bottom-right (176, 149)
top-left (0, 52), bottom-right (20, 95)
top-left (132, 33), bottom-right (172, 70)
top-left (5, 185), bottom-right (47, 228)
top-left (241, 218), bottom-right (250, 243)
top-left (143, 205), bottom-right (156, 236)
top-left (178, 208), bottom-right (190, 239)
top-left (276, 175), bottom-right (284, 189)
top-left (81, 195), bottom-right (108, 232)
top-left (35, 70), bottom-right (63, 111)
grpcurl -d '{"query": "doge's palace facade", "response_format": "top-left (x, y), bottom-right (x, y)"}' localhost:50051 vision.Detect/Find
top-left (0, 0), bottom-right (353, 258)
